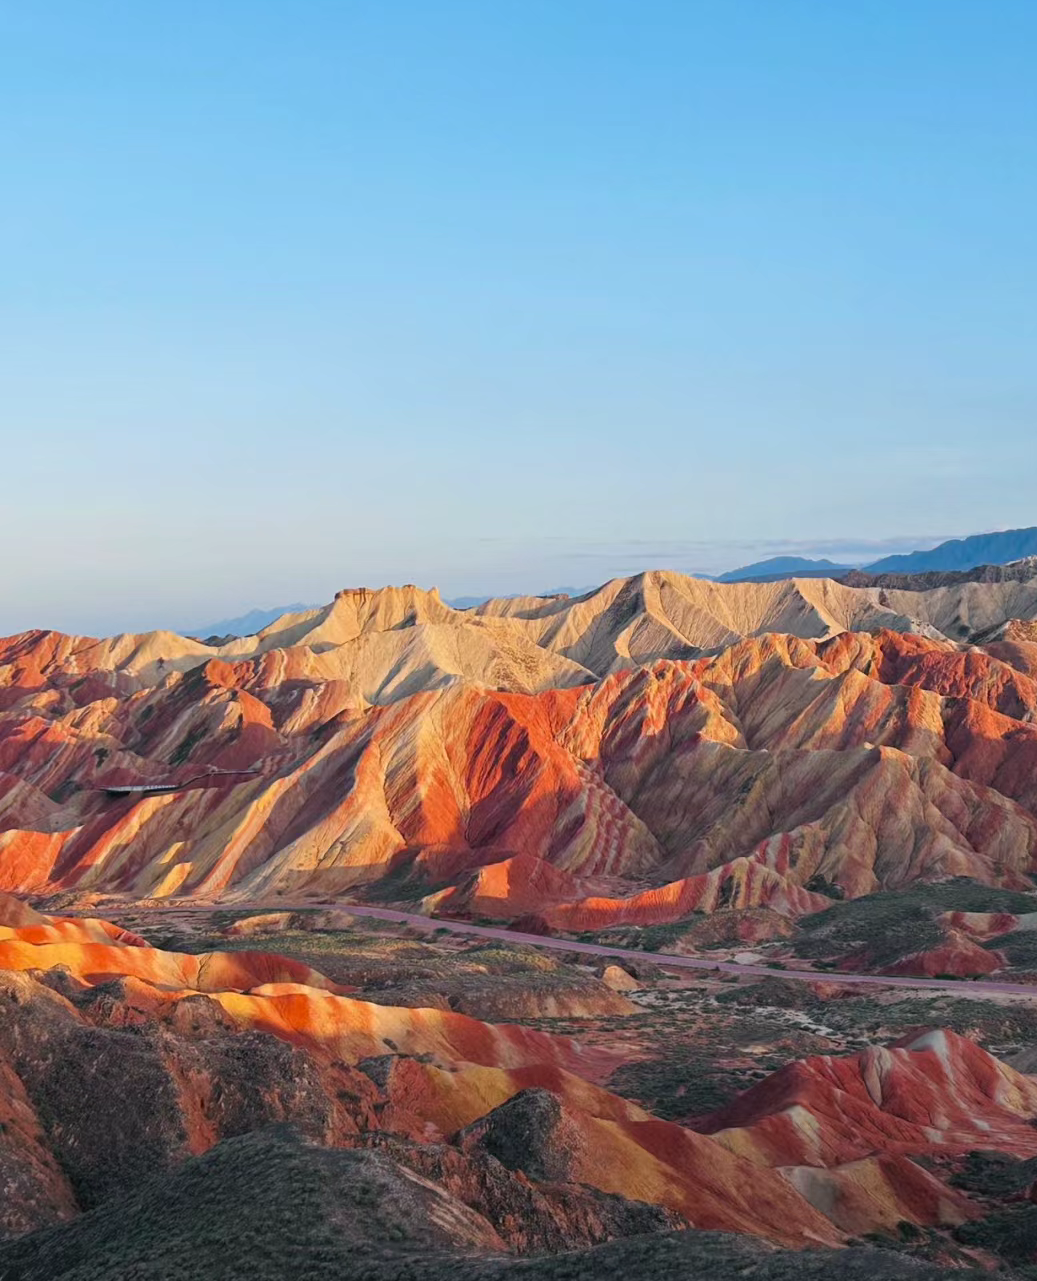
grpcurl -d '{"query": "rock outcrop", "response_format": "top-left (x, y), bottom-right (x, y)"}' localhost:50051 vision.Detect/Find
top-left (2, 897), bottom-right (1036, 1268)
top-left (3, 589), bottom-right (1037, 931)
top-left (0, 899), bottom-right (842, 1250)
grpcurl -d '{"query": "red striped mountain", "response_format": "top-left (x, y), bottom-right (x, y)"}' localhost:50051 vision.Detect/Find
top-left (1, 580), bottom-right (1037, 929)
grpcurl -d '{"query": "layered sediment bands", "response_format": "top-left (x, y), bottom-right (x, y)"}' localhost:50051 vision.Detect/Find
top-left (873, 927), bottom-right (1006, 979)
top-left (5, 898), bottom-right (1037, 1256)
top-left (455, 1087), bottom-right (840, 1242)
top-left (780, 1154), bottom-right (973, 1236)
top-left (2, 582), bottom-right (1037, 926)
top-left (0, 899), bottom-right (848, 1250)
top-left (698, 1029), bottom-right (1037, 1167)
top-left (474, 569), bottom-right (1037, 666)
top-left (9, 578), bottom-right (1037, 1267)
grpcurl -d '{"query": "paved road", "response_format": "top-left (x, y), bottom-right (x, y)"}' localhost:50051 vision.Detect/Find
top-left (115, 899), bottom-right (1037, 999)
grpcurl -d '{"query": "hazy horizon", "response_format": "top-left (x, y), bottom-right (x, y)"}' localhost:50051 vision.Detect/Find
top-left (179, 530), bottom-right (954, 636)
top-left (3, 2), bottom-right (1035, 634)
top-left (0, 528), bottom-right (975, 636)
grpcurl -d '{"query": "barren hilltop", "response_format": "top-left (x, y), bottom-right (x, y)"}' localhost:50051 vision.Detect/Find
top-left (6, 567), bottom-right (1037, 1275)
top-left (3, 567), bottom-right (1037, 925)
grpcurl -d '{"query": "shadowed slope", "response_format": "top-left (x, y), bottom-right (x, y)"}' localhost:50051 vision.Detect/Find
top-left (3, 573), bottom-right (1037, 939)
top-left (0, 1127), bottom-right (985, 1281)
top-left (700, 1029), bottom-right (1037, 1167)
top-left (0, 898), bottom-right (847, 1250)
top-left (4, 897), bottom-right (1037, 1264)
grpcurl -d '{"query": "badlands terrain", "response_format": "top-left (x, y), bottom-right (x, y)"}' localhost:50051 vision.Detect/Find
top-left (3, 569), bottom-right (1037, 941)
top-left (7, 565), bottom-right (1037, 1273)
top-left (6, 895), bottom-right (1037, 1275)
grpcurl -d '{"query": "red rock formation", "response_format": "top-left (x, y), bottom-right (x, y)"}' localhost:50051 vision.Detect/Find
top-left (0, 1054), bottom-right (78, 1237)
top-left (782, 1153), bottom-right (973, 1236)
top-left (878, 928), bottom-right (1005, 979)
top-left (699, 1029), bottom-right (1037, 1167)
top-left (3, 597), bottom-right (1037, 929)
top-left (0, 898), bottom-right (843, 1249)
top-left (4, 896), bottom-right (1037, 1253)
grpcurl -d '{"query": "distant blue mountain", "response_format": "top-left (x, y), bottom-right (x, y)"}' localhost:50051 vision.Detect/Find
top-left (715, 557), bottom-right (855, 583)
top-left (447, 586), bottom-right (594, 610)
top-left (185, 604), bottom-right (313, 638)
top-left (714, 529), bottom-right (1037, 584)
top-left (180, 534), bottom-right (1037, 639)
top-left (445, 596), bottom-right (499, 610)
top-left (863, 527), bottom-right (1037, 575)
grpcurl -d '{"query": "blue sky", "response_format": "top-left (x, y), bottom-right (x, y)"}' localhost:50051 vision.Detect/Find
top-left (2, 1), bottom-right (1035, 634)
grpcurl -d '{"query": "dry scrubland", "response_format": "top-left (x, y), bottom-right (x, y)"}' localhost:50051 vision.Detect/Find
top-left (5, 568), bottom-right (1037, 1273)
top-left (5, 901), bottom-right (1037, 1275)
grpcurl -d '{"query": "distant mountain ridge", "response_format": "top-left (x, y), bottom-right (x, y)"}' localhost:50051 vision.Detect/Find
top-left (185, 531), bottom-right (1037, 637)
top-left (719, 527), bottom-right (1037, 583)
top-left (448, 586), bottom-right (595, 610)
top-left (864, 527), bottom-right (1037, 575)
top-left (186, 604), bottom-right (314, 639)
top-left (715, 557), bottom-right (854, 583)
top-left (842, 557), bottom-right (1037, 592)
top-left (8, 569), bottom-right (1037, 918)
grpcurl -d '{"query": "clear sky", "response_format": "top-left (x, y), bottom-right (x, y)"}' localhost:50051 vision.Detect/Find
top-left (2, 1), bottom-right (1035, 634)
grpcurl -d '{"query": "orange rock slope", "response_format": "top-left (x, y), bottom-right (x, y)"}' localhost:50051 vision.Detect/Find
top-left (701, 1028), bottom-right (1037, 1166)
top-left (4, 894), bottom-right (1037, 1250)
top-left (2, 583), bottom-right (1037, 929)
top-left (0, 894), bottom-right (841, 1248)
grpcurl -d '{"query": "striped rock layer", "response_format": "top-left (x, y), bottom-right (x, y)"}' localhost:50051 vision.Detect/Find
top-left (1, 582), bottom-right (1037, 927)
top-left (3, 895), bottom-right (1036, 1247)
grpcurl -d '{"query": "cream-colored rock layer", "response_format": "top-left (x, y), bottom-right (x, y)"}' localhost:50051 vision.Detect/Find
top-left (7, 570), bottom-right (1037, 704)
top-left (3, 579), bottom-right (1037, 923)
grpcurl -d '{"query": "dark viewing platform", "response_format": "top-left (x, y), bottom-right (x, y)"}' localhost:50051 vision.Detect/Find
top-left (102, 769), bottom-right (261, 799)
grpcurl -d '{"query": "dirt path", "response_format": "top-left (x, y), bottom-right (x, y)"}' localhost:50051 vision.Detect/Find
top-left (103, 899), bottom-right (1037, 999)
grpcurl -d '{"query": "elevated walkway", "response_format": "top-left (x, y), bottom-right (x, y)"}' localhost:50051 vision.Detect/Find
top-left (102, 768), bottom-right (260, 799)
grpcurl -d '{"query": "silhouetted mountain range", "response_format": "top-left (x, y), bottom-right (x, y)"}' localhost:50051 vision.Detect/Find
top-left (718, 527), bottom-right (1037, 582)
top-left (183, 531), bottom-right (1037, 639)
top-left (714, 557), bottom-right (854, 583)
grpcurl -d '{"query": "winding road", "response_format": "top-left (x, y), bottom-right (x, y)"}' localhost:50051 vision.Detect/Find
top-left (118, 899), bottom-right (1037, 999)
